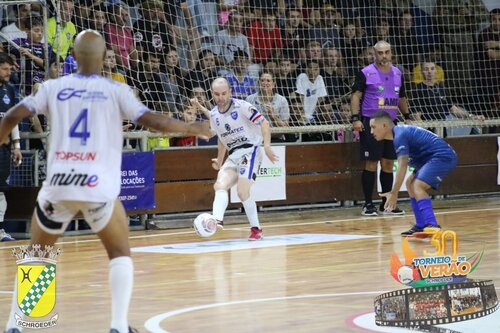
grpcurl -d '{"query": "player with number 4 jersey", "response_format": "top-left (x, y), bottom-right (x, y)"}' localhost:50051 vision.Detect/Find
top-left (0, 30), bottom-right (212, 333)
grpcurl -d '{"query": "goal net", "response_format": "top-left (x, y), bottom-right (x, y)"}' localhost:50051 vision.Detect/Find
top-left (2, 0), bottom-right (499, 144)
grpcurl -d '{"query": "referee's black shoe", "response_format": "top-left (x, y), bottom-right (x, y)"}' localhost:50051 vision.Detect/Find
top-left (379, 204), bottom-right (405, 215)
top-left (361, 204), bottom-right (378, 216)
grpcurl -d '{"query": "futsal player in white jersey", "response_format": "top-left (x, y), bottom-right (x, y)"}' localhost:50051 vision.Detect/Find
top-left (207, 78), bottom-right (278, 240)
top-left (0, 30), bottom-right (212, 333)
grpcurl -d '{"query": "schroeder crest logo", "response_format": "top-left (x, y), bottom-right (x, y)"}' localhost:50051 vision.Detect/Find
top-left (391, 228), bottom-right (483, 288)
top-left (12, 245), bottom-right (62, 329)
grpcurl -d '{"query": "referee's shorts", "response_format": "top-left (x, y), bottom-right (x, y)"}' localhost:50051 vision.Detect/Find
top-left (359, 116), bottom-right (397, 161)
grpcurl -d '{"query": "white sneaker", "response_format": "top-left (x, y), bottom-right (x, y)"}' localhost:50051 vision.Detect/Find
top-left (0, 228), bottom-right (15, 241)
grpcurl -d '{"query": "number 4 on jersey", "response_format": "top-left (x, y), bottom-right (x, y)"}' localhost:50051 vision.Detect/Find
top-left (69, 108), bottom-right (90, 145)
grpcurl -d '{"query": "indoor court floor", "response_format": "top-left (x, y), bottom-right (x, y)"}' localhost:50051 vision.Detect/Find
top-left (0, 197), bottom-right (499, 332)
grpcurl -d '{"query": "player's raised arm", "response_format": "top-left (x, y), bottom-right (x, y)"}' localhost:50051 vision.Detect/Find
top-left (137, 111), bottom-right (213, 140)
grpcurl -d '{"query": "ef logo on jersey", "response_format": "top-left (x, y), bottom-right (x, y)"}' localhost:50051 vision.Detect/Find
top-left (57, 88), bottom-right (86, 101)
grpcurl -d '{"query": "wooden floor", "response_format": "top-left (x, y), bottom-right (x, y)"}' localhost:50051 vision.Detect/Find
top-left (1, 198), bottom-right (499, 333)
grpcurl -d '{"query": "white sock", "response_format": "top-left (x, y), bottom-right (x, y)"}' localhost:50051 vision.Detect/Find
top-left (0, 192), bottom-right (6, 222)
top-left (6, 276), bottom-right (22, 332)
top-left (109, 256), bottom-right (134, 333)
top-left (242, 198), bottom-right (260, 229)
top-left (212, 190), bottom-right (228, 221)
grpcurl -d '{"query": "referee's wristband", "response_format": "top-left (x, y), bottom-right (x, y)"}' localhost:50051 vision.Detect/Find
top-left (351, 114), bottom-right (361, 123)
top-left (403, 113), bottom-right (411, 120)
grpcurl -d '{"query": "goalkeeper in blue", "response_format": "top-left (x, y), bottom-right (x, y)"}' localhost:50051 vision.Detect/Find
top-left (369, 111), bottom-right (457, 237)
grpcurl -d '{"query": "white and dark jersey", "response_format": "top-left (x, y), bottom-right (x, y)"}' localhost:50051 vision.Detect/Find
top-left (209, 98), bottom-right (264, 153)
top-left (21, 73), bottom-right (149, 202)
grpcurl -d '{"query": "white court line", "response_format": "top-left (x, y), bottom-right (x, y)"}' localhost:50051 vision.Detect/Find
top-left (0, 206), bottom-right (499, 251)
top-left (144, 291), bottom-right (389, 333)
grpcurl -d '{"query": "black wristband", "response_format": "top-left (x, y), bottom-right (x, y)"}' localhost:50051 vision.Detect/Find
top-left (403, 113), bottom-right (411, 120)
top-left (351, 114), bottom-right (361, 122)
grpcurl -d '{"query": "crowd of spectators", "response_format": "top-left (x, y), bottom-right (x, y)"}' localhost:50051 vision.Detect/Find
top-left (0, 0), bottom-right (498, 147)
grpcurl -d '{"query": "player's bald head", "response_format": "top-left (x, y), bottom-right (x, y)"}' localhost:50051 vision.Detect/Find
top-left (211, 77), bottom-right (230, 91)
top-left (73, 30), bottom-right (106, 62)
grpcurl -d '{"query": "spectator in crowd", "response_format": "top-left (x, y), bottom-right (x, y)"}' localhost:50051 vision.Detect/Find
top-left (351, 41), bottom-right (410, 216)
top-left (130, 52), bottom-right (175, 113)
top-left (0, 4), bottom-right (30, 43)
top-left (356, 46), bottom-right (375, 68)
top-left (389, 11), bottom-right (421, 72)
top-left (339, 20), bottom-right (365, 77)
top-left (218, 0), bottom-right (246, 26)
top-left (171, 99), bottom-right (201, 146)
top-left (104, 3), bottom-right (138, 72)
top-left (102, 49), bottom-right (126, 83)
top-left (184, 49), bottom-right (219, 95)
top-left (133, 0), bottom-right (174, 73)
top-left (275, 57), bottom-right (295, 100)
top-left (246, 72), bottom-right (290, 142)
top-left (412, 45), bottom-right (445, 85)
top-left (0, 53), bottom-right (21, 242)
top-left (225, 50), bottom-right (256, 99)
top-left (295, 59), bottom-right (328, 124)
top-left (475, 8), bottom-right (500, 116)
top-left (74, 0), bottom-right (92, 32)
top-left (364, 19), bottom-right (390, 47)
top-left (212, 11), bottom-right (250, 66)
top-left (294, 40), bottom-right (323, 76)
top-left (191, 86), bottom-right (213, 117)
top-left (47, 0), bottom-right (76, 59)
top-left (432, 0), bottom-right (488, 100)
top-left (88, 4), bottom-right (108, 36)
top-left (412, 61), bottom-right (484, 136)
top-left (308, 5), bottom-right (341, 49)
top-left (164, 48), bottom-right (188, 108)
top-left (9, 17), bottom-right (52, 96)
top-left (246, 0), bottom-right (286, 18)
top-left (280, 6), bottom-right (308, 61)
top-left (246, 11), bottom-right (283, 64)
top-left (321, 47), bottom-right (350, 105)
top-left (163, 1), bottom-right (198, 43)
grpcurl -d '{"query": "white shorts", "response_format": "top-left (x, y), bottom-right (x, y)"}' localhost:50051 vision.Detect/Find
top-left (35, 194), bottom-right (115, 235)
top-left (221, 146), bottom-right (263, 181)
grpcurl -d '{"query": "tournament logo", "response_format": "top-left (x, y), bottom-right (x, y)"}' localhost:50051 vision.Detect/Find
top-left (12, 245), bottom-right (62, 330)
top-left (390, 229), bottom-right (482, 288)
top-left (375, 228), bottom-right (498, 330)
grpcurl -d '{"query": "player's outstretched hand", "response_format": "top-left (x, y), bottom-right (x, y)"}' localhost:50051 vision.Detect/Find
top-left (191, 121), bottom-right (214, 140)
top-left (379, 191), bottom-right (397, 212)
top-left (264, 146), bottom-right (279, 163)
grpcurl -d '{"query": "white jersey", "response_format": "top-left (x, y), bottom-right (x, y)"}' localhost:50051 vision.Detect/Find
top-left (21, 74), bottom-right (149, 202)
top-left (209, 98), bottom-right (264, 153)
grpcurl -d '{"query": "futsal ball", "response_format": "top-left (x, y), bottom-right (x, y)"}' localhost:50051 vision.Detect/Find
top-left (397, 265), bottom-right (415, 285)
top-left (193, 213), bottom-right (217, 238)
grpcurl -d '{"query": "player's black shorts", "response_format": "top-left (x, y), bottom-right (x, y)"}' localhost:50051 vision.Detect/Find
top-left (359, 116), bottom-right (397, 161)
top-left (0, 144), bottom-right (10, 191)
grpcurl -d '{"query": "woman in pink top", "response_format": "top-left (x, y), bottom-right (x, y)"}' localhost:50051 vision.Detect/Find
top-left (104, 4), bottom-right (138, 71)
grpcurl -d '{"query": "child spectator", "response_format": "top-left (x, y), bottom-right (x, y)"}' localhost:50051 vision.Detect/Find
top-left (171, 100), bottom-right (200, 147)
top-left (225, 49), bottom-right (256, 99)
top-left (9, 17), bottom-right (52, 96)
top-left (102, 49), bottom-right (126, 83)
top-left (295, 60), bottom-right (328, 124)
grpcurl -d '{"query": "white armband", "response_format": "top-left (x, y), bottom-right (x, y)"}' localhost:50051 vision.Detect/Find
top-left (10, 124), bottom-right (20, 141)
top-left (13, 142), bottom-right (20, 149)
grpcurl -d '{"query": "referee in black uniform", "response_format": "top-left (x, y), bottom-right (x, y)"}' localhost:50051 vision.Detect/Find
top-left (0, 53), bottom-right (22, 241)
